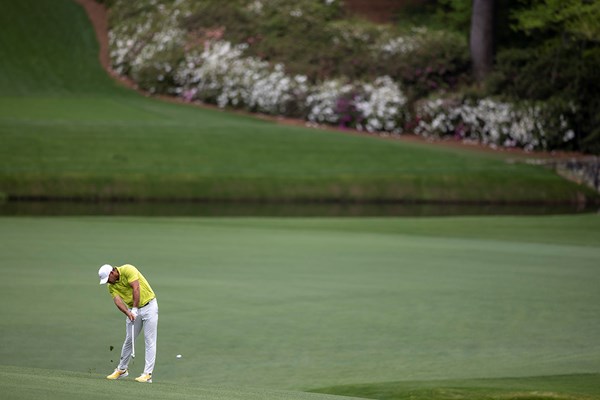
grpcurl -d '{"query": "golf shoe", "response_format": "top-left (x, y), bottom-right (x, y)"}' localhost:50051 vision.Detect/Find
top-left (135, 373), bottom-right (152, 383)
top-left (106, 369), bottom-right (128, 380)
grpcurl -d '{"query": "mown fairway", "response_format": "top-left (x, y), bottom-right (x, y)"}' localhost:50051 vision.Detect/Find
top-left (2, 1), bottom-right (600, 400)
top-left (0, 0), bottom-right (596, 203)
top-left (1, 216), bottom-right (599, 399)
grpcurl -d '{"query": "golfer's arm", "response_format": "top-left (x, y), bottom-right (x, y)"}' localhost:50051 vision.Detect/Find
top-left (113, 296), bottom-right (131, 316)
top-left (130, 280), bottom-right (140, 308)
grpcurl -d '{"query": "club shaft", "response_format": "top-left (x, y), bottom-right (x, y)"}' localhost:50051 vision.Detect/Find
top-left (131, 323), bottom-right (135, 358)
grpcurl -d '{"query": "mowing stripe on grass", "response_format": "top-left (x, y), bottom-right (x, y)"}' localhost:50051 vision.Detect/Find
top-left (1, 216), bottom-right (598, 390)
top-left (0, 366), bottom-right (360, 400)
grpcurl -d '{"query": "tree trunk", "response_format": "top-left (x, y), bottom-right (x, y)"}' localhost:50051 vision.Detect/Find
top-left (470, 0), bottom-right (495, 82)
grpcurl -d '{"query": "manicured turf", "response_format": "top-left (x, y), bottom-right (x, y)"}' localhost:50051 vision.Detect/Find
top-left (2, 1), bottom-right (599, 399)
top-left (0, 0), bottom-right (596, 202)
top-left (1, 367), bottom-right (598, 400)
top-left (0, 215), bottom-right (598, 398)
top-left (313, 374), bottom-right (600, 400)
top-left (0, 366), bottom-right (357, 400)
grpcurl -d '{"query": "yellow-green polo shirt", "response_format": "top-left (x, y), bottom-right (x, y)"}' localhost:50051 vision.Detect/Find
top-left (108, 264), bottom-right (155, 308)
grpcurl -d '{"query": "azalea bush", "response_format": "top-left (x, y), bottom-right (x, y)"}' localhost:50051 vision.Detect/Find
top-left (174, 41), bottom-right (310, 116)
top-left (108, 0), bottom-right (190, 91)
top-left (307, 76), bottom-right (408, 133)
top-left (373, 28), bottom-right (470, 99)
top-left (172, 40), bottom-right (408, 131)
top-left (108, 0), bottom-right (468, 90)
top-left (489, 42), bottom-right (600, 154)
top-left (414, 97), bottom-right (576, 151)
top-left (180, 0), bottom-right (346, 81)
top-left (103, 0), bottom-right (586, 151)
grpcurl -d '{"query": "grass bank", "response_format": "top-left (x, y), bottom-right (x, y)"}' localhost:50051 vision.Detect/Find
top-left (0, 0), bottom-right (597, 204)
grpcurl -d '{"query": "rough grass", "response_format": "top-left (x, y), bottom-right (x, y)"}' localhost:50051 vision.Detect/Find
top-left (0, 0), bottom-right (596, 203)
top-left (312, 374), bottom-right (600, 400)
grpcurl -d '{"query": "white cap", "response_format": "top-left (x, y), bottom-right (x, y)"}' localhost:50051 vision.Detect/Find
top-left (98, 264), bottom-right (113, 285)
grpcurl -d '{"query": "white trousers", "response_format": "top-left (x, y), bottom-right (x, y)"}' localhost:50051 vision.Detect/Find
top-left (118, 298), bottom-right (158, 375)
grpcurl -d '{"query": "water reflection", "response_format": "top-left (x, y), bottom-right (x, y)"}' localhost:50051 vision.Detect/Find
top-left (0, 200), bottom-right (596, 217)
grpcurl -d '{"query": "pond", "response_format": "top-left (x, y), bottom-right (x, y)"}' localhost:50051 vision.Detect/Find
top-left (0, 200), bottom-right (596, 217)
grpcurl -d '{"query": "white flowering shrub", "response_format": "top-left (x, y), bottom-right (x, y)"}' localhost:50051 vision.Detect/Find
top-left (306, 80), bottom-right (356, 125)
top-left (415, 97), bottom-right (576, 151)
top-left (356, 76), bottom-right (407, 133)
top-left (174, 42), bottom-right (254, 104)
top-left (173, 41), bottom-right (309, 116)
top-left (172, 39), bottom-right (409, 131)
top-left (108, 0), bottom-right (191, 91)
top-left (105, 0), bottom-right (581, 150)
top-left (306, 77), bottom-right (408, 133)
top-left (249, 66), bottom-right (310, 116)
top-left (105, 0), bottom-right (439, 133)
top-left (372, 27), bottom-right (426, 58)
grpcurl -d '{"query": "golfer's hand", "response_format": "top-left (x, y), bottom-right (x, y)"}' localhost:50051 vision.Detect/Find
top-left (128, 308), bottom-right (138, 321)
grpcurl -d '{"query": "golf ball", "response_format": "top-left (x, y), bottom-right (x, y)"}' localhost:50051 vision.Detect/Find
top-left (176, 354), bottom-right (182, 359)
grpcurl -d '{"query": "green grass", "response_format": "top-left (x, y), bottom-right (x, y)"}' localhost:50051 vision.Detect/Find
top-left (0, 0), bottom-right (116, 96)
top-left (2, 2), bottom-right (599, 400)
top-left (0, 0), bottom-right (596, 203)
top-left (0, 215), bottom-right (599, 398)
top-left (313, 374), bottom-right (600, 400)
top-left (1, 368), bottom-right (598, 400)
top-left (0, 366), bottom-right (357, 400)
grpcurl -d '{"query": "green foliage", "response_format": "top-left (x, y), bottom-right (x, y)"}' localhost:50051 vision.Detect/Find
top-left (109, 0), bottom-right (469, 89)
top-left (92, 0), bottom-right (600, 152)
top-left (182, 0), bottom-right (251, 44)
top-left (486, 0), bottom-right (600, 153)
top-left (490, 44), bottom-right (599, 152)
top-left (6, 0), bottom-right (593, 202)
top-left (133, 46), bottom-right (185, 94)
top-left (94, 0), bottom-right (116, 6)
top-left (189, 1), bottom-right (470, 89)
top-left (395, 0), bottom-right (472, 34)
top-left (433, 0), bottom-right (472, 33)
top-left (395, 0), bottom-right (530, 47)
top-left (513, 0), bottom-right (600, 42)
top-left (317, 20), bottom-right (383, 80)
top-left (376, 29), bottom-right (470, 99)
top-left (249, 2), bottom-right (348, 80)
top-left (181, 0), bottom-right (347, 81)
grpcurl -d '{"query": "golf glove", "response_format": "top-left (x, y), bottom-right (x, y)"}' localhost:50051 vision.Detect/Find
top-left (131, 307), bottom-right (138, 319)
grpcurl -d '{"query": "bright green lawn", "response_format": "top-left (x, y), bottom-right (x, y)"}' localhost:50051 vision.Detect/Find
top-left (1, 367), bottom-right (598, 400)
top-left (0, 0), bottom-right (596, 202)
top-left (0, 366), bottom-right (360, 400)
top-left (0, 215), bottom-right (599, 398)
top-left (314, 374), bottom-right (600, 400)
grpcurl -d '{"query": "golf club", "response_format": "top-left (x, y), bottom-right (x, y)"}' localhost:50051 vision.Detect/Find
top-left (131, 322), bottom-right (135, 359)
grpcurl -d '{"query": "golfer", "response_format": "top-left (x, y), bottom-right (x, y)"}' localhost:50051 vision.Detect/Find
top-left (98, 264), bottom-right (158, 383)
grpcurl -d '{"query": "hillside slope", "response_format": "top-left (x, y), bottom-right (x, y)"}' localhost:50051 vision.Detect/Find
top-left (0, 0), bottom-right (596, 203)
